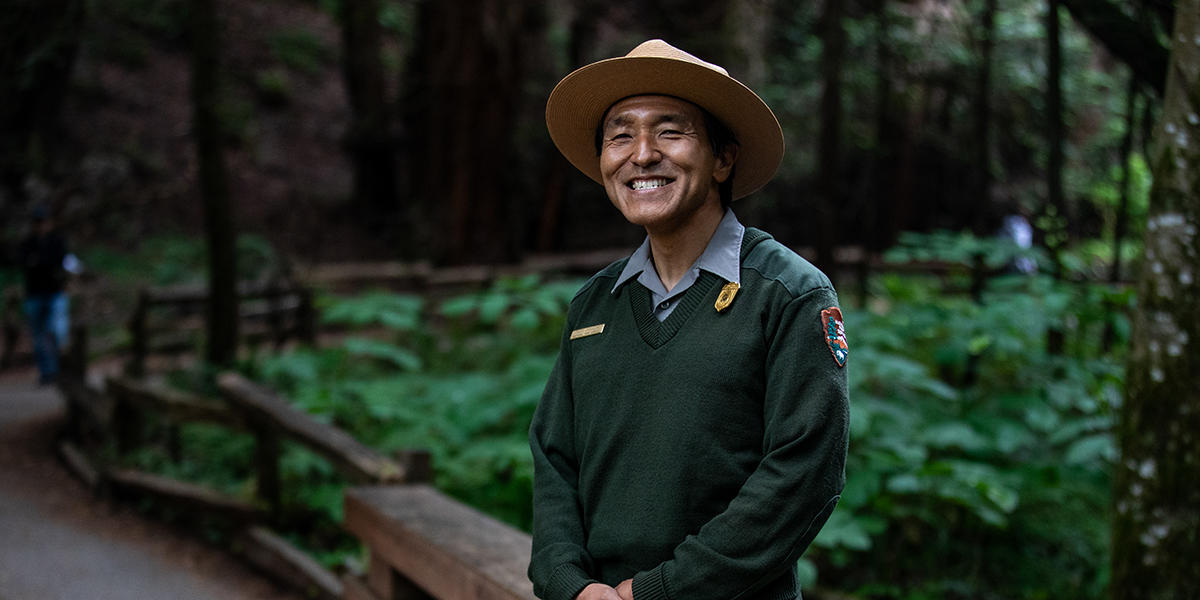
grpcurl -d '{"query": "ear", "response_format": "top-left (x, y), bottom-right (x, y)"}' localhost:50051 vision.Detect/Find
top-left (713, 144), bottom-right (739, 184)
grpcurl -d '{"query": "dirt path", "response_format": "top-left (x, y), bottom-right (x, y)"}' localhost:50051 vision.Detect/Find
top-left (0, 369), bottom-right (305, 600)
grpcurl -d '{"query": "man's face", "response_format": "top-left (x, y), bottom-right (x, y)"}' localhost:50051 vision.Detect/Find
top-left (599, 95), bottom-right (734, 236)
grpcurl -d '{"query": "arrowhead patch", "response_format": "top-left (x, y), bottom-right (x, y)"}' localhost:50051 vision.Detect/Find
top-left (821, 307), bottom-right (848, 367)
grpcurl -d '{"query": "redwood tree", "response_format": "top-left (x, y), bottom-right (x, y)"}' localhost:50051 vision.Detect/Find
top-left (402, 0), bottom-right (535, 265)
top-left (814, 0), bottom-right (846, 281)
top-left (189, 0), bottom-right (237, 365)
top-left (1111, 2), bottom-right (1200, 597)
top-left (340, 0), bottom-right (396, 220)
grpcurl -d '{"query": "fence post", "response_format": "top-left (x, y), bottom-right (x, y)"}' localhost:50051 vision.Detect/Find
top-left (395, 449), bottom-right (433, 484)
top-left (127, 290), bottom-right (149, 377)
top-left (1, 289), bottom-right (19, 368)
top-left (266, 281), bottom-right (285, 349)
top-left (254, 425), bottom-right (282, 519)
top-left (113, 393), bottom-right (142, 455)
top-left (296, 287), bottom-right (316, 345)
top-left (66, 323), bottom-right (88, 379)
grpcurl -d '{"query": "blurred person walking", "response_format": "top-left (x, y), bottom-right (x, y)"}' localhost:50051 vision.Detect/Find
top-left (17, 204), bottom-right (75, 384)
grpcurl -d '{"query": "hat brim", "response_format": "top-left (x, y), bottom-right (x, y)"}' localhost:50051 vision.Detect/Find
top-left (546, 55), bottom-right (784, 201)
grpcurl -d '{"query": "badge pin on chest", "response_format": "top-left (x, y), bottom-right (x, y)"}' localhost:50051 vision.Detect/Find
top-left (715, 282), bottom-right (740, 312)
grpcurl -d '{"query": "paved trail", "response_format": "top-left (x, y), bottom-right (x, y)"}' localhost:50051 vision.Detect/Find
top-left (0, 371), bottom-right (303, 600)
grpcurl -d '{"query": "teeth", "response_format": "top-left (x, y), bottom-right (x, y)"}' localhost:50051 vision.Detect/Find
top-left (631, 179), bottom-right (669, 190)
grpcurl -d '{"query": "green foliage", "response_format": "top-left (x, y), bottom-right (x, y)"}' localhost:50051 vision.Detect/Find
top-left (269, 28), bottom-right (331, 75)
top-left (239, 275), bottom-right (581, 538)
top-left (803, 232), bottom-right (1122, 599)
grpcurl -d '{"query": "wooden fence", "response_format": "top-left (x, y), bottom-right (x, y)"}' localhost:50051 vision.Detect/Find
top-left (125, 280), bottom-right (316, 376)
top-left (56, 281), bottom-right (535, 600)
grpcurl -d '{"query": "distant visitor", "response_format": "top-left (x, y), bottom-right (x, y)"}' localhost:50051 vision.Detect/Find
top-left (18, 204), bottom-right (78, 385)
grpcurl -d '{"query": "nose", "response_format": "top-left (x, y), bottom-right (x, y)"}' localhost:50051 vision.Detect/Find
top-left (630, 133), bottom-right (661, 167)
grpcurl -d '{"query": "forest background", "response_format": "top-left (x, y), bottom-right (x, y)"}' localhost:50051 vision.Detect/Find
top-left (1, 0), bottom-right (1194, 599)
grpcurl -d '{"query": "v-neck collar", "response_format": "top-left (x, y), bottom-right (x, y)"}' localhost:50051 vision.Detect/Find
top-left (627, 271), bottom-right (723, 349)
top-left (619, 227), bottom-right (774, 349)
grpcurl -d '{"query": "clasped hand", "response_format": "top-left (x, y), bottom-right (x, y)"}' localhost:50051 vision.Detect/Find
top-left (577, 579), bottom-right (633, 600)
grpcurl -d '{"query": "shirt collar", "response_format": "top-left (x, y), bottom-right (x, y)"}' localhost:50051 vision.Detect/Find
top-left (612, 208), bottom-right (745, 294)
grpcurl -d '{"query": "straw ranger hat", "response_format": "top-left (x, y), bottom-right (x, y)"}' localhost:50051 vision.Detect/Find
top-left (545, 39), bottom-right (785, 200)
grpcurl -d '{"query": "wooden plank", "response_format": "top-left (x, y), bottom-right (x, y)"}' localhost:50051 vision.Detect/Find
top-left (106, 376), bottom-right (240, 427)
top-left (145, 281), bottom-right (308, 305)
top-left (218, 373), bottom-right (405, 484)
top-left (57, 373), bottom-right (115, 436)
top-left (367, 553), bottom-right (436, 600)
top-left (236, 526), bottom-right (342, 600)
top-left (107, 468), bottom-right (264, 523)
top-left (344, 574), bottom-right (386, 600)
top-left (57, 440), bottom-right (102, 490)
top-left (254, 424), bottom-right (281, 515)
top-left (344, 485), bottom-right (535, 600)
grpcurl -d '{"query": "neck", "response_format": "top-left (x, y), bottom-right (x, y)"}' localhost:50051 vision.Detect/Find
top-left (647, 201), bottom-right (725, 292)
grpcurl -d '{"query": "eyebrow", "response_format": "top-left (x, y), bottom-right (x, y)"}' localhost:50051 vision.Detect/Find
top-left (604, 113), bottom-right (692, 132)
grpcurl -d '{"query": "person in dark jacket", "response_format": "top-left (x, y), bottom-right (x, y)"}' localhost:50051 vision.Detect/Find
top-left (18, 205), bottom-right (71, 384)
top-left (529, 40), bottom-right (850, 600)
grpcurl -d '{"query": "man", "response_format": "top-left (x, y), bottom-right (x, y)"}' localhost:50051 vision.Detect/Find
top-left (18, 204), bottom-right (72, 384)
top-left (529, 40), bottom-right (849, 600)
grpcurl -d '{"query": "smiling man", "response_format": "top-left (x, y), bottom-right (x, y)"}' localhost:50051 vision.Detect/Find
top-left (529, 40), bottom-right (849, 600)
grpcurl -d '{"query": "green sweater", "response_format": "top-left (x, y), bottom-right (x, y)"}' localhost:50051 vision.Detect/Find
top-left (529, 228), bottom-right (849, 600)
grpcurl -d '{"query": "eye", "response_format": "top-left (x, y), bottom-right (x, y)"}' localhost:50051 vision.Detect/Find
top-left (660, 129), bottom-right (684, 138)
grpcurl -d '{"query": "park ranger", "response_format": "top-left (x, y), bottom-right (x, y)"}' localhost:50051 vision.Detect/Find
top-left (529, 39), bottom-right (850, 600)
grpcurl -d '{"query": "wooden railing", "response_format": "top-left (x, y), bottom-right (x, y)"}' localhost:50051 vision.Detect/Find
top-left (58, 289), bottom-right (534, 600)
top-left (342, 485), bottom-right (534, 600)
top-left (125, 280), bottom-right (315, 376)
top-left (56, 363), bottom-right (422, 600)
top-left (59, 369), bottom-right (533, 600)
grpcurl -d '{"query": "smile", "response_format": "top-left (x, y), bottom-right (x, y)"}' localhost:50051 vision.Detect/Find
top-left (629, 178), bottom-right (672, 190)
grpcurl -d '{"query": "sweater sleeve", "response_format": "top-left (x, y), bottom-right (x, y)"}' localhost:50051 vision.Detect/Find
top-left (528, 323), bottom-right (599, 600)
top-left (631, 288), bottom-right (850, 600)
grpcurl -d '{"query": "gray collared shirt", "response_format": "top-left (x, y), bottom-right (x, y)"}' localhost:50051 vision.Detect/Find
top-left (612, 208), bottom-right (745, 321)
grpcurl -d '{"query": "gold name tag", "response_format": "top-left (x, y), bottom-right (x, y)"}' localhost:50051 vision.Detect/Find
top-left (570, 324), bottom-right (606, 340)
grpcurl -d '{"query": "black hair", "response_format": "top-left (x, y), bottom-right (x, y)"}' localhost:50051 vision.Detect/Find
top-left (594, 98), bottom-right (739, 208)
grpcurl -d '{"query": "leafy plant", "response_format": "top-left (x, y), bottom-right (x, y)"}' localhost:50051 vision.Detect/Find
top-left (799, 232), bottom-right (1121, 599)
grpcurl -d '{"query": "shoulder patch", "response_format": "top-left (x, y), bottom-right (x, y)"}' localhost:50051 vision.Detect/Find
top-left (821, 307), bottom-right (848, 367)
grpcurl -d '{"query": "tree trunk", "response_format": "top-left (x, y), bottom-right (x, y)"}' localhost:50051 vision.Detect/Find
top-left (1111, 2), bottom-right (1200, 598)
top-left (815, 0), bottom-right (846, 282)
top-left (536, 3), bottom-right (601, 254)
top-left (0, 0), bottom-right (85, 201)
top-left (1102, 76), bottom-right (1141, 352)
top-left (340, 0), bottom-right (396, 223)
top-left (1047, 0), bottom-right (1068, 236)
top-left (1059, 0), bottom-right (1169, 95)
top-left (403, 0), bottom-right (533, 265)
top-left (1046, 0), bottom-right (1067, 355)
top-left (189, 0), bottom-right (238, 366)
top-left (1111, 77), bottom-right (1140, 286)
top-left (972, 0), bottom-right (997, 237)
top-left (857, 0), bottom-right (893, 307)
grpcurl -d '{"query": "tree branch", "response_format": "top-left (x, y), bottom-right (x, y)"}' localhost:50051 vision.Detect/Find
top-left (1059, 0), bottom-right (1168, 94)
